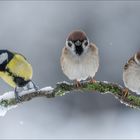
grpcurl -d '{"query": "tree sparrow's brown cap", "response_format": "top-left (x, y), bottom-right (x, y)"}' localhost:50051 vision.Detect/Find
top-left (66, 30), bottom-right (89, 56)
top-left (67, 30), bottom-right (87, 42)
top-left (134, 51), bottom-right (140, 64)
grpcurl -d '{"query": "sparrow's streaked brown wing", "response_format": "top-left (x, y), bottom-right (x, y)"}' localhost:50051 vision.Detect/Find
top-left (124, 56), bottom-right (135, 70)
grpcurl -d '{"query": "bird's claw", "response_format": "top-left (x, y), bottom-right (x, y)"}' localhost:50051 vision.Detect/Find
top-left (15, 95), bottom-right (22, 103)
top-left (75, 80), bottom-right (82, 88)
top-left (90, 79), bottom-right (96, 83)
top-left (31, 81), bottom-right (39, 91)
top-left (34, 85), bottom-right (39, 91)
top-left (15, 88), bottom-right (22, 103)
top-left (122, 88), bottom-right (129, 98)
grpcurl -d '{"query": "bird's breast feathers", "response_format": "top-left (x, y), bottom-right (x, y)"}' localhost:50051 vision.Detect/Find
top-left (61, 44), bottom-right (99, 80)
top-left (0, 71), bottom-right (17, 87)
top-left (0, 52), bottom-right (33, 88)
top-left (123, 61), bottom-right (140, 94)
top-left (6, 54), bottom-right (33, 80)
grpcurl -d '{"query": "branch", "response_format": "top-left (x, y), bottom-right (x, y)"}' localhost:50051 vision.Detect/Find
top-left (0, 80), bottom-right (139, 116)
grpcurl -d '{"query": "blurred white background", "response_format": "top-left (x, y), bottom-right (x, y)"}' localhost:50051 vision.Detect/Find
top-left (0, 1), bottom-right (140, 139)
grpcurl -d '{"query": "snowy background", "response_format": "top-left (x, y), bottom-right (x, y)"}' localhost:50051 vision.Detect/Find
top-left (0, 1), bottom-right (140, 139)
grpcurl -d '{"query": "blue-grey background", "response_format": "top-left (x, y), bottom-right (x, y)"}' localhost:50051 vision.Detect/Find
top-left (0, 1), bottom-right (140, 139)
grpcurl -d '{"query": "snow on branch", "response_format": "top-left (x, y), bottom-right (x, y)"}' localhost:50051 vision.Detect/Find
top-left (0, 80), bottom-right (140, 116)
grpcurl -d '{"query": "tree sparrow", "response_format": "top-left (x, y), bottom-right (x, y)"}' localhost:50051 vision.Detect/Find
top-left (123, 51), bottom-right (140, 95)
top-left (60, 30), bottom-right (99, 86)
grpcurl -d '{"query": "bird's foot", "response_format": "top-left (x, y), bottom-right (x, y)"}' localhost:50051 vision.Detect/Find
top-left (15, 88), bottom-right (22, 103)
top-left (33, 84), bottom-right (39, 91)
top-left (89, 78), bottom-right (96, 83)
top-left (27, 80), bottom-right (39, 91)
top-left (15, 96), bottom-right (22, 103)
top-left (31, 81), bottom-right (39, 91)
top-left (15, 92), bottom-right (22, 103)
top-left (75, 80), bottom-right (82, 88)
top-left (122, 88), bottom-right (129, 98)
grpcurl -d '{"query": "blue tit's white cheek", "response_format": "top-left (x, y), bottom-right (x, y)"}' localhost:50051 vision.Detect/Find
top-left (0, 53), bottom-right (8, 64)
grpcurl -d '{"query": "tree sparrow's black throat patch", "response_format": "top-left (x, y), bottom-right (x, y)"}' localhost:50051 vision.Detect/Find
top-left (75, 45), bottom-right (83, 56)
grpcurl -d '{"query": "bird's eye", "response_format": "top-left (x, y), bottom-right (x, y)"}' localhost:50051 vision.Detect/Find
top-left (67, 41), bottom-right (72, 47)
top-left (84, 40), bottom-right (88, 46)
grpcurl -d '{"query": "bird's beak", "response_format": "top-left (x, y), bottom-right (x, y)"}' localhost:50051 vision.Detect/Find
top-left (75, 40), bottom-right (82, 46)
top-left (74, 40), bottom-right (83, 55)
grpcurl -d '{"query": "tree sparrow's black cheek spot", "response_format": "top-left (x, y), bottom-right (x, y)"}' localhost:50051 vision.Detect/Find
top-left (75, 46), bottom-right (84, 56)
top-left (84, 40), bottom-right (88, 46)
top-left (68, 42), bottom-right (72, 47)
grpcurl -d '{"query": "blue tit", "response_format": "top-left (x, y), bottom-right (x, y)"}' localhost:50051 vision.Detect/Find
top-left (0, 50), bottom-right (38, 101)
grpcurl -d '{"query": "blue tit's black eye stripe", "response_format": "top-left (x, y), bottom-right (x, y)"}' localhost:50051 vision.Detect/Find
top-left (0, 63), bottom-right (7, 71)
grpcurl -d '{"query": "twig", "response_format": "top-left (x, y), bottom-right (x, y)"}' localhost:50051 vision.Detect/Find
top-left (0, 80), bottom-right (139, 116)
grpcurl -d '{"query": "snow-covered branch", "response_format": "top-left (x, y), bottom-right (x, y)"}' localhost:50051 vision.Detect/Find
top-left (0, 80), bottom-right (140, 116)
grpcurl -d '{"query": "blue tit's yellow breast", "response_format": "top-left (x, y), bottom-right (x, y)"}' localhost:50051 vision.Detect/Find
top-left (0, 71), bottom-right (16, 88)
top-left (6, 54), bottom-right (33, 81)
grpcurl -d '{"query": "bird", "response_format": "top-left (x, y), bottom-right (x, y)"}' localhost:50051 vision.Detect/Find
top-left (60, 30), bottom-right (99, 86)
top-left (0, 50), bottom-right (38, 102)
top-left (123, 51), bottom-right (140, 96)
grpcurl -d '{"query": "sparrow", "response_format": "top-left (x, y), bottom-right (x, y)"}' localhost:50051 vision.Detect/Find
top-left (123, 51), bottom-right (140, 95)
top-left (60, 30), bottom-right (99, 86)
